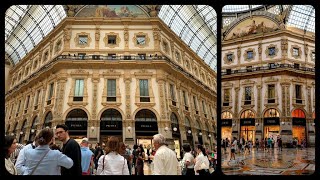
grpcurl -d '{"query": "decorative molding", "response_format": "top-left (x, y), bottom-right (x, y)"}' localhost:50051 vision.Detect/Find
top-left (133, 32), bottom-right (150, 48)
top-left (223, 51), bottom-right (235, 65)
top-left (304, 43), bottom-right (309, 57)
top-left (290, 45), bottom-right (302, 59)
top-left (54, 38), bottom-right (63, 55)
top-left (310, 50), bottom-right (315, 62)
top-left (74, 32), bottom-right (92, 48)
top-left (265, 44), bottom-right (279, 58)
top-left (243, 48), bottom-right (256, 62)
top-left (264, 76), bottom-right (278, 83)
top-left (124, 28), bottom-right (129, 48)
top-left (241, 79), bottom-right (256, 85)
top-left (103, 32), bottom-right (121, 48)
top-left (161, 38), bottom-right (170, 55)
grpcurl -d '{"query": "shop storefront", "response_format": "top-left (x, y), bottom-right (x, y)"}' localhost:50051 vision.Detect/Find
top-left (263, 108), bottom-right (280, 139)
top-left (100, 109), bottom-right (123, 143)
top-left (135, 109), bottom-right (158, 146)
top-left (292, 109), bottom-right (306, 143)
top-left (65, 109), bottom-right (88, 140)
top-left (240, 110), bottom-right (255, 141)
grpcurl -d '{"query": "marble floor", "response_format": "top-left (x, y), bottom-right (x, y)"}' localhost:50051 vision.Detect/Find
top-left (221, 147), bottom-right (315, 175)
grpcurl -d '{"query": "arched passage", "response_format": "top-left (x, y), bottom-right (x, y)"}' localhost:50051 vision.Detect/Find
top-left (185, 117), bottom-right (194, 148)
top-left (292, 109), bottom-right (306, 145)
top-left (65, 109), bottom-right (88, 138)
top-left (221, 111), bottom-right (233, 141)
top-left (170, 112), bottom-right (182, 159)
top-left (42, 111), bottom-right (53, 128)
top-left (263, 108), bottom-right (280, 139)
top-left (29, 116), bottom-right (39, 141)
top-left (19, 119), bottom-right (27, 143)
top-left (240, 109), bottom-right (255, 141)
top-left (100, 108), bottom-right (123, 142)
top-left (135, 109), bottom-right (158, 152)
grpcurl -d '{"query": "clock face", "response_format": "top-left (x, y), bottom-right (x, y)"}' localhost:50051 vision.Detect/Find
top-left (79, 36), bottom-right (88, 45)
top-left (137, 36), bottom-right (146, 45)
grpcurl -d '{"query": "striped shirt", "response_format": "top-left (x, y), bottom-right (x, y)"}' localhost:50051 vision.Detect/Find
top-left (10, 143), bottom-right (24, 165)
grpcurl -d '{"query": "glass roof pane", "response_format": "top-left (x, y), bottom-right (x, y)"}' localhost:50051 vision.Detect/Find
top-left (222, 5), bottom-right (249, 12)
top-left (287, 5), bottom-right (315, 33)
top-left (159, 5), bottom-right (217, 71)
top-left (5, 5), bottom-right (66, 65)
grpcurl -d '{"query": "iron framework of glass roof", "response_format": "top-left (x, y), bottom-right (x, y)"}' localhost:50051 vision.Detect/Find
top-left (5, 5), bottom-right (66, 65)
top-left (159, 5), bottom-right (217, 71)
top-left (5, 5), bottom-right (217, 72)
top-left (222, 5), bottom-right (315, 33)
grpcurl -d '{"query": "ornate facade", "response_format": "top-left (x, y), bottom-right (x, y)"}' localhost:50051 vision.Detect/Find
top-left (221, 11), bottom-right (315, 146)
top-left (4, 5), bottom-right (217, 154)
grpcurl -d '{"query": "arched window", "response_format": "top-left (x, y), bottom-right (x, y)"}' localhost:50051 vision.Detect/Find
top-left (240, 110), bottom-right (255, 119)
top-left (13, 122), bottom-right (18, 135)
top-left (101, 109), bottom-right (122, 121)
top-left (264, 108), bottom-right (279, 118)
top-left (171, 113), bottom-right (179, 124)
top-left (195, 120), bottom-right (201, 130)
top-left (222, 111), bottom-right (233, 119)
top-left (66, 109), bottom-right (88, 121)
top-left (43, 111), bottom-right (53, 128)
top-left (19, 119), bottom-right (27, 143)
top-left (185, 117), bottom-right (191, 127)
top-left (135, 109), bottom-right (156, 121)
top-left (292, 109), bottom-right (305, 118)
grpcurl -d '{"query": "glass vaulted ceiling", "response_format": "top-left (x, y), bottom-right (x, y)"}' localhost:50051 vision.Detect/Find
top-left (159, 5), bottom-right (217, 71)
top-left (222, 5), bottom-right (315, 33)
top-left (5, 5), bottom-right (217, 71)
top-left (5, 5), bottom-right (66, 65)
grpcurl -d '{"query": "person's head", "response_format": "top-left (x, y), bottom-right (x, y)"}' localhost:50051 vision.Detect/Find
top-left (182, 144), bottom-right (191, 152)
top-left (133, 144), bottom-right (138, 150)
top-left (5, 135), bottom-right (17, 158)
top-left (105, 136), bottom-right (119, 154)
top-left (36, 128), bottom-right (54, 146)
top-left (55, 124), bottom-right (69, 142)
top-left (153, 134), bottom-right (166, 150)
top-left (196, 144), bottom-right (206, 156)
top-left (88, 143), bottom-right (92, 148)
top-left (81, 137), bottom-right (89, 147)
top-left (119, 142), bottom-right (126, 154)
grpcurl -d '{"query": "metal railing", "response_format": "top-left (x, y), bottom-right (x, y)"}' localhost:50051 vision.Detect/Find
top-left (6, 55), bottom-right (215, 96)
top-left (222, 63), bottom-right (315, 76)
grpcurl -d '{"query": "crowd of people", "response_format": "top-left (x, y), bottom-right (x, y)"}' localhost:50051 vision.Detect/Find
top-left (4, 124), bottom-right (215, 176)
top-left (221, 136), bottom-right (308, 161)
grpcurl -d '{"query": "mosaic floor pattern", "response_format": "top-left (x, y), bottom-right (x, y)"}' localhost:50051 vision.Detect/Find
top-left (221, 147), bottom-right (315, 175)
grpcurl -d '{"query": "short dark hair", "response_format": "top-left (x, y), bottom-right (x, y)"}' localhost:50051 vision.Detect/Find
top-left (5, 135), bottom-right (16, 158)
top-left (182, 144), bottom-right (191, 152)
top-left (56, 124), bottom-right (69, 131)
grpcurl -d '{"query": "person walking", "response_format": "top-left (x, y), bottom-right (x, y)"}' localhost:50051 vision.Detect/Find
top-left (229, 137), bottom-right (237, 161)
top-left (152, 134), bottom-right (180, 175)
top-left (181, 144), bottom-right (195, 175)
top-left (17, 128), bottom-right (73, 175)
top-left (55, 124), bottom-right (82, 175)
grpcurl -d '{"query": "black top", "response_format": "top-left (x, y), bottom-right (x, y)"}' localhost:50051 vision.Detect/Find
top-left (61, 138), bottom-right (82, 175)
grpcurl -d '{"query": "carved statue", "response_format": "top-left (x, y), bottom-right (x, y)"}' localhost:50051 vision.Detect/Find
top-left (63, 28), bottom-right (71, 41)
top-left (247, 20), bottom-right (257, 34)
top-left (124, 30), bottom-right (129, 41)
top-left (67, 5), bottom-right (77, 17)
top-left (95, 31), bottom-right (100, 41)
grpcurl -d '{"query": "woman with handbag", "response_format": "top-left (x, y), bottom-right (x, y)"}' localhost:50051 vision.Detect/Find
top-left (18, 128), bottom-right (73, 175)
top-left (96, 136), bottom-right (129, 175)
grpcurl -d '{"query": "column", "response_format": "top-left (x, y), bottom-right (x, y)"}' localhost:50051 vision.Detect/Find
top-left (124, 72), bottom-right (134, 145)
top-left (232, 87), bottom-right (240, 139)
top-left (89, 73), bottom-right (100, 143)
top-left (255, 85), bottom-right (262, 141)
top-left (280, 82), bottom-right (292, 145)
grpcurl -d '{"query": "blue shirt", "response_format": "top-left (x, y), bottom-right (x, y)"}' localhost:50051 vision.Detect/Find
top-left (80, 147), bottom-right (93, 172)
top-left (20, 145), bottom-right (73, 175)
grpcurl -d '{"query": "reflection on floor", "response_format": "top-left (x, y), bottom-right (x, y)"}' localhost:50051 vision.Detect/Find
top-left (221, 148), bottom-right (315, 175)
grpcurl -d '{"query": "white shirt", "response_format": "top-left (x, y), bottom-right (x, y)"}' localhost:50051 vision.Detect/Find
top-left (15, 143), bottom-right (35, 175)
top-left (153, 145), bottom-right (180, 175)
top-left (182, 152), bottom-right (194, 168)
top-left (194, 152), bottom-right (210, 173)
top-left (96, 151), bottom-right (129, 175)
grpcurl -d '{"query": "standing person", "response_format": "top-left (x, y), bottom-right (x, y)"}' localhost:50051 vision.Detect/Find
top-left (4, 135), bottom-right (18, 175)
top-left (131, 144), bottom-right (138, 175)
top-left (15, 134), bottom-right (40, 175)
top-left (135, 145), bottom-right (145, 175)
top-left (181, 144), bottom-right (195, 175)
top-left (96, 136), bottom-right (129, 175)
top-left (94, 143), bottom-right (104, 170)
top-left (17, 128), bottom-right (73, 175)
top-left (119, 142), bottom-right (132, 175)
top-left (229, 137), bottom-right (237, 161)
top-left (80, 138), bottom-right (94, 175)
top-left (55, 124), bottom-right (82, 175)
top-left (10, 143), bottom-right (24, 165)
top-left (278, 138), bottom-right (283, 151)
top-left (194, 144), bottom-right (210, 175)
top-left (152, 134), bottom-right (180, 175)
top-left (255, 138), bottom-right (259, 152)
